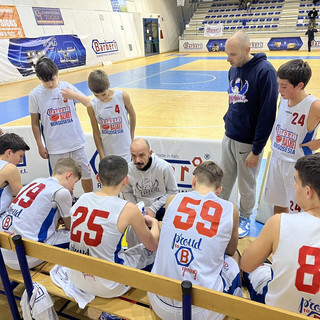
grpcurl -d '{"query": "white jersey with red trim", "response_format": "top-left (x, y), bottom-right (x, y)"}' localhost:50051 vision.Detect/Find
top-left (0, 160), bottom-right (13, 215)
top-left (266, 212), bottom-right (320, 317)
top-left (1, 177), bottom-right (64, 242)
top-left (90, 90), bottom-right (131, 162)
top-left (69, 193), bottom-right (130, 297)
top-left (29, 81), bottom-right (86, 154)
top-left (270, 95), bottom-right (319, 162)
top-left (152, 190), bottom-right (233, 291)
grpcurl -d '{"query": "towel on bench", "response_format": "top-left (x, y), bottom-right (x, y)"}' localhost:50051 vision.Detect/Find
top-left (50, 264), bottom-right (95, 308)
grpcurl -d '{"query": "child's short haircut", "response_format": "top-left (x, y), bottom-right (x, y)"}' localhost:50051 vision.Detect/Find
top-left (53, 158), bottom-right (82, 179)
top-left (0, 133), bottom-right (30, 155)
top-left (35, 57), bottom-right (59, 82)
top-left (277, 59), bottom-right (312, 88)
top-left (98, 155), bottom-right (128, 186)
top-left (295, 153), bottom-right (320, 199)
top-left (88, 70), bottom-right (110, 93)
top-left (193, 161), bottom-right (223, 189)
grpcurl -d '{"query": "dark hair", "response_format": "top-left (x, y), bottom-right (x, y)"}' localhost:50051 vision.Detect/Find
top-left (99, 155), bottom-right (128, 186)
top-left (88, 70), bottom-right (110, 93)
top-left (53, 158), bottom-right (82, 179)
top-left (295, 153), bottom-right (320, 199)
top-left (193, 161), bottom-right (223, 189)
top-left (277, 59), bottom-right (312, 88)
top-left (0, 133), bottom-right (30, 155)
top-left (35, 57), bottom-right (58, 82)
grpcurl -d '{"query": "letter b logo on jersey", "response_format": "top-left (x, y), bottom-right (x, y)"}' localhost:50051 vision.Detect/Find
top-left (175, 246), bottom-right (194, 267)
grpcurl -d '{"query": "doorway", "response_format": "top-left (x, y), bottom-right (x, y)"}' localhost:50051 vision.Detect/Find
top-left (143, 18), bottom-right (159, 56)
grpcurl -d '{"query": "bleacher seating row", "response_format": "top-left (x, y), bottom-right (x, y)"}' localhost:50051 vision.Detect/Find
top-left (199, 25), bottom-right (278, 31)
top-left (184, 0), bottom-right (288, 37)
top-left (207, 6), bottom-right (282, 12)
top-left (203, 18), bottom-right (280, 23)
top-left (210, 0), bottom-right (284, 6)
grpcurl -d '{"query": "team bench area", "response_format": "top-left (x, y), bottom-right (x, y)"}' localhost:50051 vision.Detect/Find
top-left (0, 232), bottom-right (310, 320)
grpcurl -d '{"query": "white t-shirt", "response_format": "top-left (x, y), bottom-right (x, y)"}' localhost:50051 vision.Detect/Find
top-left (90, 90), bottom-right (131, 161)
top-left (29, 81), bottom-right (86, 154)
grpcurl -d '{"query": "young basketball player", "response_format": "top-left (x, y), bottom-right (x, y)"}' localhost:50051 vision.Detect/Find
top-left (0, 133), bottom-right (30, 216)
top-left (264, 59), bottom-right (320, 214)
top-left (1, 158), bottom-right (81, 270)
top-left (69, 155), bottom-right (159, 298)
top-left (61, 70), bottom-right (136, 162)
top-left (148, 161), bottom-right (242, 320)
top-left (29, 57), bottom-right (93, 193)
top-left (241, 153), bottom-right (320, 318)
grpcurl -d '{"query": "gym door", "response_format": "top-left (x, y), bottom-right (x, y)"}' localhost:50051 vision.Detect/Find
top-left (143, 18), bottom-right (159, 56)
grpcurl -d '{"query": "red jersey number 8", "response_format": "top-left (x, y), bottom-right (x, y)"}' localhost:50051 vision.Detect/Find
top-left (173, 197), bottom-right (223, 238)
top-left (295, 245), bottom-right (320, 294)
top-left (70, 206), bottom-right (110, 247)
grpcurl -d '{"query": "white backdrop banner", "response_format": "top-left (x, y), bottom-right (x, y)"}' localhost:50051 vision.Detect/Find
top-left (204, 23), bottom-right (223, 37)
top-left (3, 126), bottom-right (238, 203)
top-left (0, 33), bottom-right (125, 83)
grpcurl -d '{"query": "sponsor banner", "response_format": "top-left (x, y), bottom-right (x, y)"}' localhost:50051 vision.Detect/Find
top-left (80, 32), bottom-right (125, 64)
top-left (267, 37), bottom-right (303, 51)
top-left (110, 0), bottom-right (127, 12)
top-left (2, 126), bottom-right (237, 202)
top-left (0, 5), bottom-right (25, 39)
top-left (0, 33), bottom-right (125, 82)
top-left (204, 23), bottom-right (223, 38)
top-left (207, 39), bottom-right (227, 52)
top-left (7, 35), bottom-right (86, 77)
top-left (180, 37), bottom-right (314, 52)
top-left (32, 7), bottom-right (64, 25)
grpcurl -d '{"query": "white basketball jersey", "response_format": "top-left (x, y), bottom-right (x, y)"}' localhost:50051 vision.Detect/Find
top-left (1, 177), bottom-right (64, 242)
top-left (90, 90), bottom-right (131, 162)
top-left (271, 95), bottom-right (319, 162)
top-left (152, 191), bottom-right (233, 291)
top-left (0, 160), bottom-right (13, 215)
top-left (266, 212), bottom-right (320, 317)
top-left (69, 193), bottom-right (129, 297)
top-left (29, 81), bottom-right (86, 154)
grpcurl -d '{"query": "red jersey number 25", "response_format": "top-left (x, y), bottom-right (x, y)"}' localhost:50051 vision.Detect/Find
top-left (70, 206), bottom-right (109, 247)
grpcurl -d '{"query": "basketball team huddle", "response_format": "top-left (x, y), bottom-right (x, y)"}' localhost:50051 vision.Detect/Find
top-left (1, 30), bottom-right (320, 319)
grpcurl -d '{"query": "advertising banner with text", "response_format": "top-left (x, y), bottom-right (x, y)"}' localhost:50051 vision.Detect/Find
top-left (0, 5), bottom-right (25, 39)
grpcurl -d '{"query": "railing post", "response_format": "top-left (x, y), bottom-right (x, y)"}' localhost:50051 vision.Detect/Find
top-left (0, 248), bottom-right (21, 319)
top-left (12, 235), bottom-right (33, 301)
top-left (181, 280), bottom-right (192, 320)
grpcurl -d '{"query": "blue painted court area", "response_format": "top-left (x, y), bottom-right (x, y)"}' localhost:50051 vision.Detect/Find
top-left (2, 54), bottom-right (320, 125)
top-left (1, 56), bottom-right (228, 125)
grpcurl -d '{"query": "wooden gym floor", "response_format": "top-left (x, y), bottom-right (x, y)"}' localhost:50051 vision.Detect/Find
top-left (1, 50), bottom-right (320, 319)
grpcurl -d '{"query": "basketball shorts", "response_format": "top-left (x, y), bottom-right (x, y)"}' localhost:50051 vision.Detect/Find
top-left (49, 147), bottom-right (91, 179)
top-left (2, 229), bottom-right (70, 270)
top-left (243, 262), bottom-right (272, 303)
top-left (264, 154), bottom-right (298, 212)
top-left (148, 255), bottom-right (242, 320)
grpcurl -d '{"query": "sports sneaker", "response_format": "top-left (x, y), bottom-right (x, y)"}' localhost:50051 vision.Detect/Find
top-left (99, 312), bottom-right (122, 320)
top-left (238, 216), bottom-right (250, 238)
